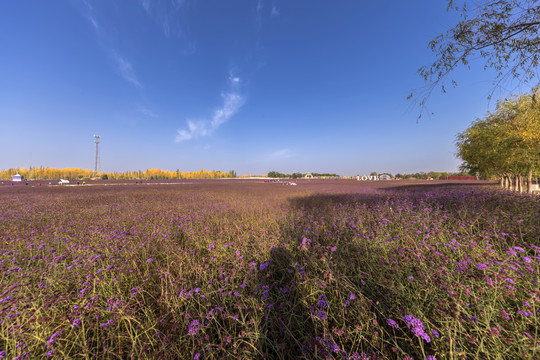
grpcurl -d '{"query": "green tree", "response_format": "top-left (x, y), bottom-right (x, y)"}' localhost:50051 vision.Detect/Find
top-left (457, 88), bottom-right (540, 193)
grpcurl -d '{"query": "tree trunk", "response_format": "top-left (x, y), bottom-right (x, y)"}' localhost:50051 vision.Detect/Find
top-left (518, 175), bottom-right (523, 193)
top-left (527, 169), bottom-right (533, 194)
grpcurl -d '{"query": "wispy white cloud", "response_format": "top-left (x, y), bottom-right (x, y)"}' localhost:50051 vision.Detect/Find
top-left (229, 72), bottom-right (241, 84)
top-left (256, 0), bottom-right (280, 29)
top-left (112, 53), bottom-right (142, 88)
top-left (137, 106), bottom-right (159, 118)
top-left (175, 74), bottom-right (245, 142)
top-left (176, 120), bottom-right (209, 142)
top-left (269, 149), bottom-right (293, 159)
top-left (140, 0), bottom-right (151, 13)
top-left (89, 16), bottom-right (100, 31)
top-left (271, 5), bottom-right (280, 17)
top-left (211, 93), bottom-right (244, 128)
top-left (80, 2), bottom-right (142, 88)
top-left (139, 0), bottom-right (186, 38)
top-left (81, 0), bottom-right (101, 33)
top-left (256, 0), bottom-right (264, 29)
top-left (172, 0), bottom-right (186, 10)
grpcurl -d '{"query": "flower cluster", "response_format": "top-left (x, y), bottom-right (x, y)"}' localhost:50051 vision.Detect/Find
top-left (403, 315), bottom-right (430, 343)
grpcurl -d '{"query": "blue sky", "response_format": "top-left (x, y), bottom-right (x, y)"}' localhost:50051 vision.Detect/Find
top-left (0, 1), bottom-right (530, 176)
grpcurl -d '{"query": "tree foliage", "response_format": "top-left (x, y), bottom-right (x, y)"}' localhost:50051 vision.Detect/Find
top-left (0, 167), bottom-right (237, 181)
top-left (394, 171), bottom-right (469, 180)
top-left (456, 87), bottom-right (540, 192)
top-left (411, 0), bottom-right (540, 114)
top-left (267, 171), bottom-right (340, 179)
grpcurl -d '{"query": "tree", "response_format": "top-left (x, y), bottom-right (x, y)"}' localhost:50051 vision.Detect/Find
top-left (411, 0), bottom-right (540, 116)
top-left (457, 87), bottom-right (540, 193)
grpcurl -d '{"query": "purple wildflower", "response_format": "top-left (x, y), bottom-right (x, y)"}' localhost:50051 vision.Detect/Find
top-left (420, 332), bottom-right (431, 343)
top-left (45, 350), bottom-right (55, 357)
top-left (72, 318), bottom-right (82, 327)
top-left (0, 351), bottom-right (5, 358)
top-left (403, 315), bottom-right (430, 343)
top-left (46, 330), bottom-right (62, 348)
top-left (194, 353), bottom-right (201, 360)
top-left (431, 330), bottom-right (440, 338)
top-left (100, 319), bottom-right (114, 327)
top-left (259, 261), bottom-right (270, 271)
top-left (13, 352), bottom-right (30, 360)
top-left (315, 311), bottom-right (327, 319)
top-left (318, 294), bottom-right (328, 309)
top-left (147, 258), bottom-right (153, 263)
top-left (506, 249), bottom-right (517, 256)
top-left (349, 294), bottom-right (355, 300)
top-left (476, 263), bottom-right (488, 270)
top-left (387, 318), bottom-right (399, 328)
top-left (188, 320), bottom-right (201, 335)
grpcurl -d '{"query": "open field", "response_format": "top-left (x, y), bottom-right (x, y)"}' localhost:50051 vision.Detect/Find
top-left (0, 180), bottom-right (538, 359)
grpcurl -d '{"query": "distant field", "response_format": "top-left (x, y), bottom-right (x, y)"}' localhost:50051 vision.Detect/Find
top-left (0, 180), bottom-right (538, 359)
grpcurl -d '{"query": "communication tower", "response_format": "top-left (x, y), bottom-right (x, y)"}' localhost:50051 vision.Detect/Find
top-left (93, 135), bottom-right (101, 176)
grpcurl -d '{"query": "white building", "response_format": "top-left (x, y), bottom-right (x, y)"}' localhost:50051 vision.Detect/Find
top-left (12, 174), bottom-right (23, 182)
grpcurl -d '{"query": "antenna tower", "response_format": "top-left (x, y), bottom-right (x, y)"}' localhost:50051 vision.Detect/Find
top-left (93, 135), bottom-right (101, 176)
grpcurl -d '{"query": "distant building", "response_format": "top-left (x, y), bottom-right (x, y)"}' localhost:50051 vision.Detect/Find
top-left (12, 174), bottom-right (23, 182)
top-left (379, 174), bottom-right (392, 180)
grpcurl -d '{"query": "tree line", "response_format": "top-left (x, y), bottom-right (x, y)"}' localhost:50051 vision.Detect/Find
top-left (393, 171), bottom-right (470, 180)
top-left (0, 167), bottom-right (236, 181)
top-left (267, 171), bottom-right (340, 179)
top-left (456, 87), bottom-right (540, 193)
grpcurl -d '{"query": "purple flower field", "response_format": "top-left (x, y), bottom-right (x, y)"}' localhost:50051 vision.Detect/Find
top-left (0, 180), bottom-right (538, 359)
